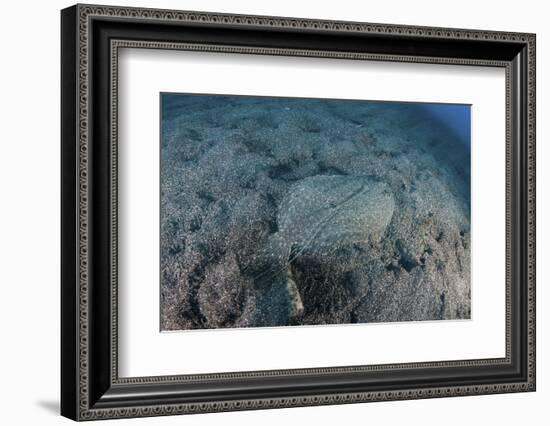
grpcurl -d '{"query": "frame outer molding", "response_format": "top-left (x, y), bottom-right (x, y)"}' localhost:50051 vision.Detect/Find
top-left (61, 3), bottom-right (536, 421)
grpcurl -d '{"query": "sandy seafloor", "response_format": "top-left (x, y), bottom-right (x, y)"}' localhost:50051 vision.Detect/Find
top-left (160, 94), bottom-right (471, 331)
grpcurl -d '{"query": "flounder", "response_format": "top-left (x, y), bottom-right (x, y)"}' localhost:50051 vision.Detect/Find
top-left (254, 175), bottom-right (395, 324)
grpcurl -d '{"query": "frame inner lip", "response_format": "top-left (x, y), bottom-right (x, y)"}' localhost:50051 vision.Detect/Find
top-left (109, 39), bottom-right (512, 385)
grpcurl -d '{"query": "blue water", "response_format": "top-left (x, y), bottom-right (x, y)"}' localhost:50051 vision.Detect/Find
top-left (419, 103), bottom-right (471, 147)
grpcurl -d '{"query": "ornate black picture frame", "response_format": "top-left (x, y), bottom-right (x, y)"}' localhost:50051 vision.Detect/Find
top-left (61, 4), bottom-right (536, 421)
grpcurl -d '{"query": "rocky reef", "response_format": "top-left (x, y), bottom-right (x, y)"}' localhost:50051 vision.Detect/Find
top-left (160, 95), bottom-right (471, 330)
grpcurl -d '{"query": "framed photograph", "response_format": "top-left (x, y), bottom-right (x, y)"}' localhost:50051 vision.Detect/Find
top-left (61, 4), bottom-right (536, 421)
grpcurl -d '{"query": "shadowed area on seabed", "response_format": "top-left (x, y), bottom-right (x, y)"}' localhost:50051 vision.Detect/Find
top-left (160, 95), bottom-right (471, 331)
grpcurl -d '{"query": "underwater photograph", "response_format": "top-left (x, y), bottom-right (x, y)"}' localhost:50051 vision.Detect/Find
top-left (160, 93), bottom-right (471, 331)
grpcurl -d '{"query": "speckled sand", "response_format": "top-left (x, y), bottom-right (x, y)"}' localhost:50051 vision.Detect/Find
top-left (160, 95), bottom-right (471, 330)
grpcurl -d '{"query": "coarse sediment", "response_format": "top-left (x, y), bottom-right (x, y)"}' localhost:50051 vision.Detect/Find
top-left (160, 96), bottom-right (471, 330)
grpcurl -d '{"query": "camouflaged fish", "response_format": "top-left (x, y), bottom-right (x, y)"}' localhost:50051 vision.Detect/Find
top-left (253, 175), bottom-right (395, 323)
